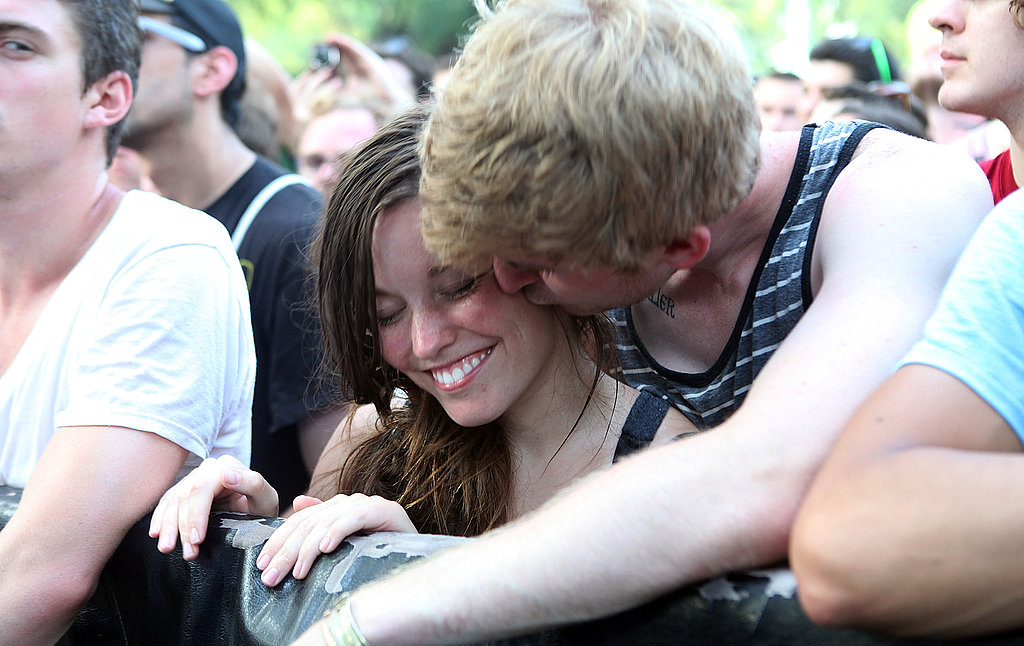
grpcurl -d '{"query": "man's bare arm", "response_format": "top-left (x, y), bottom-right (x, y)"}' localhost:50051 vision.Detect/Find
top-left (0, 426), bottom-right (187, 645)
top-left (792, 366), bottom-right (1024, 638)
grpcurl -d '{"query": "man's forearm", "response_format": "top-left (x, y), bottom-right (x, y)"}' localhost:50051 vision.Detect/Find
top-left (0, 519), bottom-right (99, 645)
top-left (348, 428), bottom-right (805, 645)
top-left (794, 448), bottom-right (1024, 638)
top-left (0, 426), bottom-right (187, 645)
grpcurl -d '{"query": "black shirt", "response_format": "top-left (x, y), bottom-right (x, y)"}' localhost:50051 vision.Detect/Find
top-left (205, 157), bottom-right (334, 504)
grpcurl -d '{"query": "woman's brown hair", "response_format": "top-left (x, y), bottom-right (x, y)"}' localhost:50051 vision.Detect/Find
top-left (312, 105), bottom-right (617, 536)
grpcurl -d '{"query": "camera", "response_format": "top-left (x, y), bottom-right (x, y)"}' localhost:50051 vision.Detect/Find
top-left (309, 43), bottom-right (341, 72)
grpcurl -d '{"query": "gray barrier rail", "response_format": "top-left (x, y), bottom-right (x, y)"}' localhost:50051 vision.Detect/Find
top-left (0, 487), bottom-right (1017, 645)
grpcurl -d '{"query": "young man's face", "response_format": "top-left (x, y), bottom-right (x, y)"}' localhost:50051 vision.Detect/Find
top-left (755, 77), bottom-right (808, 132)
top-left (801, 59), bottom-right (856, 115)
top-left (120, 14), bottom-right (197, 152)
top-left (0, 0), bottom-right (95, 176)
top-left (929, 0), bottom-right (1024, 120)
top-left (491, 253), bottom-right (674, 315)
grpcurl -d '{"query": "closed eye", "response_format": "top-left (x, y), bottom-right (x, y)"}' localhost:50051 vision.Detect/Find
top-left (377, 308), bottom-right (402, 328)
top-left (440, 270), bottom-right (492, 301)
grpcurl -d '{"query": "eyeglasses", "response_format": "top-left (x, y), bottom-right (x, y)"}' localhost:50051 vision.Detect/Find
top-left (137, 16), bottom-right (206, 53)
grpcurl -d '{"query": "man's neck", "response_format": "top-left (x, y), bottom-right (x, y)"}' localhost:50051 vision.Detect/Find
top-left (684, 129), bottom-right (798, 292)
top-left (0, 173), bottom-right (120, 284)
top-left (633, 130), bottom-right (800, 373)
top-left (1008, 137), bottom-right (1024, 192)
top-left (0, 177), bottom-right (122, 376)
top-left (140, 119), bottom-right (257, 210)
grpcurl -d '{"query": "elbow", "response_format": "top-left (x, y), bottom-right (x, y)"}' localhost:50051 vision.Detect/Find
top-left (790, 503), bottom-right (879, 630)
top-left (792, 562), bottom-right (866, 630)
top-left (33, 560), bottom-right (101, 617)
top-left (5, 541), bottom-right (102, 615)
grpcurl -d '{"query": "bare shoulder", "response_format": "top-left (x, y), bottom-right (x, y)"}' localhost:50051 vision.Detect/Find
top-left (323, 404), bottom-right (380, 458)
top-left (307, 404), bottom-right (382, 496)
top-left (816, 128), bottom-right (991, 285)
top-left (841, 128), bottom-right (990, 206)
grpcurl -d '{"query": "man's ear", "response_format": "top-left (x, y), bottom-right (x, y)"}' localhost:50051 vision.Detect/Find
top-left (83, 70), bottom-right (133, 129)
top-left (191, 45), bottom-right (237, 98)
top-left (660, 225), bottom-right (711, 270)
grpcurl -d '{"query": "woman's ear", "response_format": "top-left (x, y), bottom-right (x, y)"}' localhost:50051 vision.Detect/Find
top-left (83, 69), bottom-right (133, 129)
top-left (661, 225), bottom-right (711, 270)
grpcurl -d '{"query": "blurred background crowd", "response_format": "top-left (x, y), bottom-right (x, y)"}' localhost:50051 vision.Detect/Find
top-left (111, 0), bottom-right (1006, 201)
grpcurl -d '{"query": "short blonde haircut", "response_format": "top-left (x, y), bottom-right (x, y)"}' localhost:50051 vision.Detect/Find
top-left (421, 0), bottom-right (760, 270)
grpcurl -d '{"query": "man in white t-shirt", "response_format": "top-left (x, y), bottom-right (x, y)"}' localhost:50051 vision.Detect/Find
top-left (0, 1), bottom-right (254, 643)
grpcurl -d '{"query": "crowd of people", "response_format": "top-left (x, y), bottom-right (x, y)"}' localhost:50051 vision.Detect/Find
top-left (753, 0), bottom-right (1012, 158)
top-left (2, 0), bottom-right (1024, 644)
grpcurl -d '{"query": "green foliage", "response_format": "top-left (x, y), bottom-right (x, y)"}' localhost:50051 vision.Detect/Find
top-left (227, 0), bottom-right (922, 81)
top-left (225, 0), bottom-right (476, 76)
top-left (712, 0), bottom-right (922, 78)
top-left (382, 0), bottom-right (478, 55)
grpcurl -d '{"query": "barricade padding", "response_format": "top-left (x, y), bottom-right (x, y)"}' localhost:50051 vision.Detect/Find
top-left (0, 487), bottom-right (1016, 645)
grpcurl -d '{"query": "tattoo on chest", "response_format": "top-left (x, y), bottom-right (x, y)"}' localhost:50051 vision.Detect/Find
top-left (647, 289), bottom-right (675, 319)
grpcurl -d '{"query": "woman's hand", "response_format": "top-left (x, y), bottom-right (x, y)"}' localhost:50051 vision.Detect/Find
top-left (148, 455), bottom-right (280, 560)
top-left (258, 493), bottom-right (417, 586)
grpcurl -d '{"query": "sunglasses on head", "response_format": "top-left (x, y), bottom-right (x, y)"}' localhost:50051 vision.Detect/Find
top-left (137, 16), bottom-right (206, 53)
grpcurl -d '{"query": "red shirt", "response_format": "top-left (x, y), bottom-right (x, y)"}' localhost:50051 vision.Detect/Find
top-left (979, 149), bottom-right (1017, 204)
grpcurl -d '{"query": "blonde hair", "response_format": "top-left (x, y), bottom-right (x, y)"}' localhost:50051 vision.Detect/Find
top-left (420, 0), bottom-right (760, 270)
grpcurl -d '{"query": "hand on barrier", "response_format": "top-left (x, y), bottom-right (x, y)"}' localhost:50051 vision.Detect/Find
top-left (257, 492), bottom-right (417, 587)
top-left (149, 455), bottom-right (280, 560)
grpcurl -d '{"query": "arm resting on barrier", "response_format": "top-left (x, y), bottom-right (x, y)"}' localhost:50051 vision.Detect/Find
top-left (792, 365), bottom-right (1024, 638)
top-left (0, 426), bottom-right (186, 646)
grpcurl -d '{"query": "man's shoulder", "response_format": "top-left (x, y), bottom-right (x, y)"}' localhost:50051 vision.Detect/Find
top-left (237, 157), bottom-right (322, 228)
top-left (812, 128), bottom-right (992, 285)
top-left (117, 190), bottom-right (234, 249)
top-left (978, 188), bottom-right (1024, 242)
top-left (843, 126), bottom-right (977, 173)
top-left (259, 179), bottom-right (322, 220)
top-left (823, 127), bottom-right (990, 212)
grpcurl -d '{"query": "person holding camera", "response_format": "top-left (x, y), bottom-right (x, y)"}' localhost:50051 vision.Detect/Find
top-left (290, 34), bottom-right (415, 145)
top-left (123, 0), bottom-right (346, 510)
top-left (289, 36), bottom-right (406, 194)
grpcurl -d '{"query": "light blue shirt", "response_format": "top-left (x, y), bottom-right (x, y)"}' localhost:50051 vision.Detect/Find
top-left (901, 189), bottom-right (1024, 442)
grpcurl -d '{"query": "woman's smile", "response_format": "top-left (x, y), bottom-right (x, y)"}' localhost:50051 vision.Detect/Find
top-left (430, 347), bottom-right (493, 390)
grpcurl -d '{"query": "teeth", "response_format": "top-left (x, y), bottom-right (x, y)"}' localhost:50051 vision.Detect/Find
top-left (432, 348), bottom-right (491, 386)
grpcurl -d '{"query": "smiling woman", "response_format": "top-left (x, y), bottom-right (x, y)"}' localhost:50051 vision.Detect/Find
top-left (148, 104), bottom-right (695, 591)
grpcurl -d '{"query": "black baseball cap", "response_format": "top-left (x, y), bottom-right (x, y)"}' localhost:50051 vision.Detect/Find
top-left (138, 0), bottom-right (247, 126)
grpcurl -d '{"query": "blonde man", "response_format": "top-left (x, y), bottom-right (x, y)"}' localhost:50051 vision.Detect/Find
top-left (292, 0), bottom-right (991, 643)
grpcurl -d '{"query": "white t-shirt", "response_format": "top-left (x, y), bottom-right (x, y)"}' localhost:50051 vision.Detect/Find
top-left (0, 190), bottom-right (256, 487)
top-left (901, 188), bottom-right (1024, 442)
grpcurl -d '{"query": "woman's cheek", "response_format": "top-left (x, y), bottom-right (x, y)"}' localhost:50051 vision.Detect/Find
top-left (378, 324), bottom-right (410, 371)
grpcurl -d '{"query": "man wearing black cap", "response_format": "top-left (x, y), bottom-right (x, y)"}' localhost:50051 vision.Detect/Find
top-left (0, 0), bottom-right (255, 643)
top-left (124, 0), bottom-right (345, 514)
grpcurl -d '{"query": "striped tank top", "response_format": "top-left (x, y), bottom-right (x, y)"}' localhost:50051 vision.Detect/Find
top-left (609, 120), bottom-right (882, 430)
